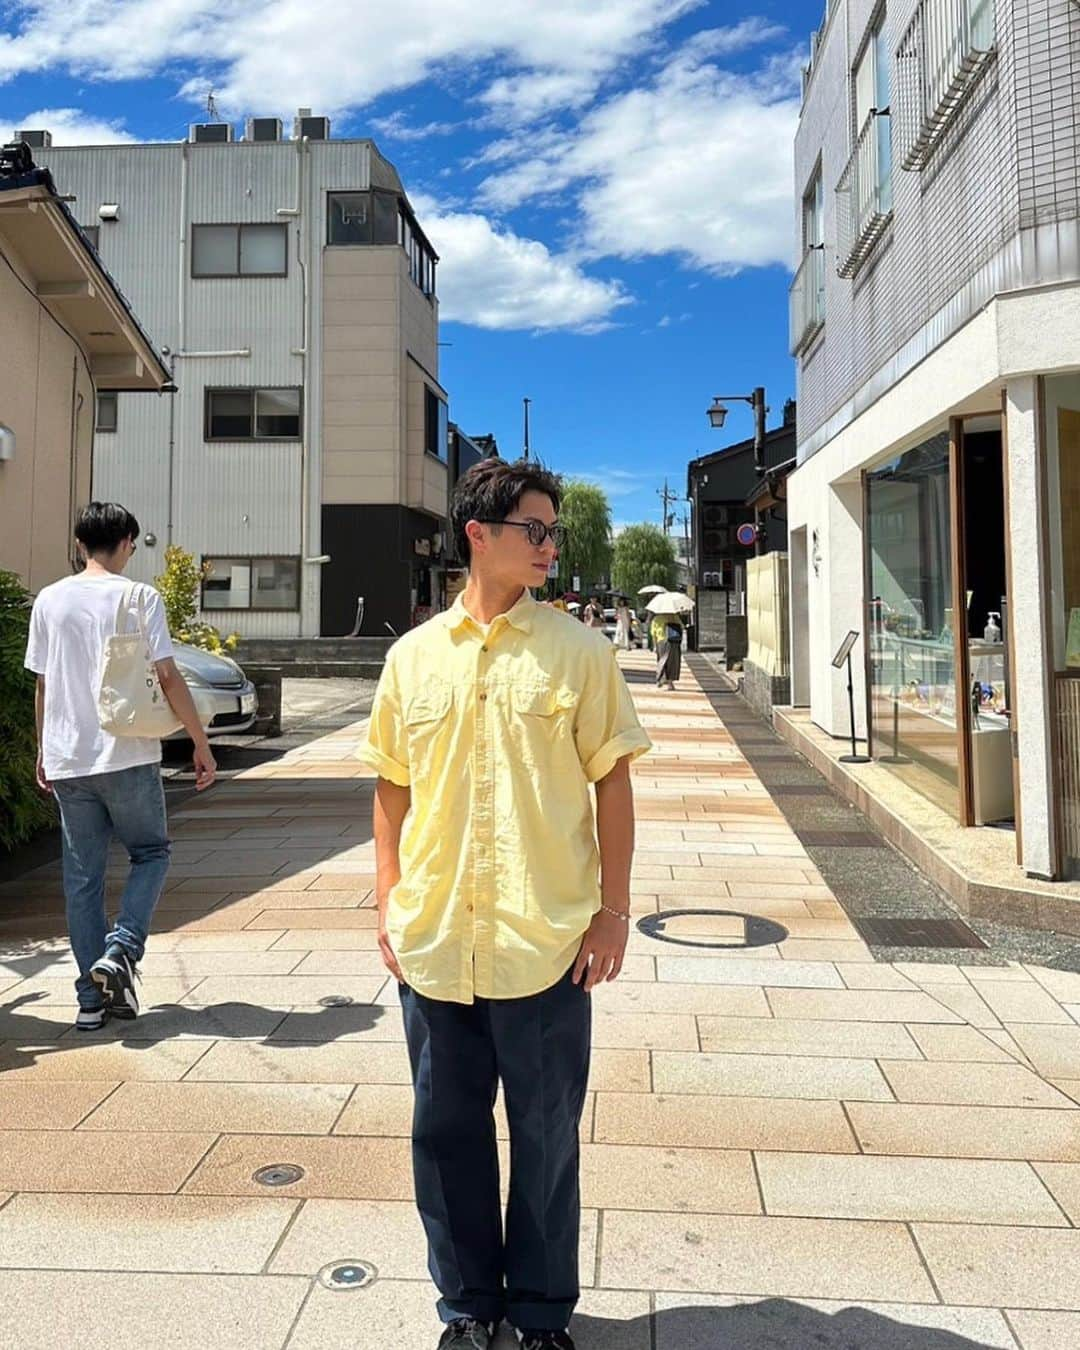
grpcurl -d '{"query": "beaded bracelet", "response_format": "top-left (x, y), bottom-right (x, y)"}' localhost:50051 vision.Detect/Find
top-left (599, 903), bottom-right (630, 922)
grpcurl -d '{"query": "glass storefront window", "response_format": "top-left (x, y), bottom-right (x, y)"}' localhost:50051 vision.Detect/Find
top-left (866, 432), bottom-right (961, 818)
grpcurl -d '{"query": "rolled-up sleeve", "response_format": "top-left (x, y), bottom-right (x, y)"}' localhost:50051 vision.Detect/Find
top-left (575, 642), bottom-right (652, 783)
top-left (357, 656), bottom-right (411, 786)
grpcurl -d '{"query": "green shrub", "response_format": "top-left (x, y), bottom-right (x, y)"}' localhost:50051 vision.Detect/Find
top-left (0, 570), bottom-right (56, 851)
top-left (154, 546), bottom-right (240, 654)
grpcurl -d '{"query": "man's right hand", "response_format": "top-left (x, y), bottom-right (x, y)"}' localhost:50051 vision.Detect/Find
top-left (377, 911), bottom-right (404, 983)
top-left (35, 753), bottom-right (52, 795)
top-left (192, 739), bottom-right (217, 791)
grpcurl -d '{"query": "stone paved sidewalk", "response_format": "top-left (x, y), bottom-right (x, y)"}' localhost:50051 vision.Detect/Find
top-left (1, 652), bottom-right (1080, 1348)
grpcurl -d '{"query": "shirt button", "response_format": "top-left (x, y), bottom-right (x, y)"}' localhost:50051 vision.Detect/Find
top-left (480, 645), bottom-right (488, 653)
top-left (479, 692), bottom-right (487, 701)
top-left (466, 903), bottom-right (474, 912)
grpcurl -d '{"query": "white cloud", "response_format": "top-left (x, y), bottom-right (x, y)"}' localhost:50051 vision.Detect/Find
top-left (477, 27), bottom-right (801, 273)
top-left (414, 195), bottom-right (628, 332)
top-left (368, 111), bottom-right (459, 142)
top-left (0, 0), bottom-right (701, 119)
top-left (5, 107), bottom-right (139, 145)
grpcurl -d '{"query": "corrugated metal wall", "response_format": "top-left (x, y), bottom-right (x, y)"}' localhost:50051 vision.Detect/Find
top-left (35, 136), bottom-right (391, 637)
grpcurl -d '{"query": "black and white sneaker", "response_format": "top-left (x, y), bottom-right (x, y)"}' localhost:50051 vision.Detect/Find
top-left (75, 1007), bottom-right (107, 1032)
top-left (437, 1319), bottom-right (497, 1349)
top-left (90, 946), bottom-right (141, 1019)
top-left (518, 1333), bottom-right (576, 1350)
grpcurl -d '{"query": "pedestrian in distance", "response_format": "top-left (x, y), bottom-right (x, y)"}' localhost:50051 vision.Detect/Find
top-left (652, 611), bottom-right (684, 690)
top-left (583, 595), bottom-right (604, 629)
top-left (360, 458), bottom-right (651, 1350)
top-left (613, 596), bottom-right (633, 650)
top-left (24, 503), bottom-right (216, 1030)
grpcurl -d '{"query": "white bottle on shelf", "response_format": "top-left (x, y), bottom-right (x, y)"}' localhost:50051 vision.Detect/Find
top-left (983, 612), bottom-right (1002, 643)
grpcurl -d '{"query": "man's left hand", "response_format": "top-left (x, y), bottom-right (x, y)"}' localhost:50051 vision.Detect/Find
top-left (572, 908), bottom-right (629, 991)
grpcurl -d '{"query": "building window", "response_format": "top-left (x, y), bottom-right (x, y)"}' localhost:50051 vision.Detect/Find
top-left (790, 165), bottom-right (826, 354)
top-left (401, 205), bottom-right (437, 299)
top-left (82, 224), bottom-right (100, 250)
top-left (898, 0), bottom-right (996, 169)
top-left (202, 556), bottom-right (300, 611)
top-left (95, 391), bottom-right (118, 433)
top-left (205, 388), bottom-right (302, 440)
top-left (836, 14), bottom-right (893, 277)
top-left (191, 224), bottom-right (288, 277)
top-left (327, 189), bottom-right (403, 246)
top-left (425, 387), bottom-right (448, 461)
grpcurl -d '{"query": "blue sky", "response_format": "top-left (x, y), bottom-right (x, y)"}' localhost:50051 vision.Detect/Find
top-left (2, 1), bottom-right (820, 528)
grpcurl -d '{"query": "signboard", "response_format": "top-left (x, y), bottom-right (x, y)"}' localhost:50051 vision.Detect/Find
top-left (547, 561), bottom-right (559, 579)
top-left (736, 522), bottom-right (757, 547)
top-left (572, 575), bottom-right (580, 592)
top-left (831, 630), bottom-right (860, 668)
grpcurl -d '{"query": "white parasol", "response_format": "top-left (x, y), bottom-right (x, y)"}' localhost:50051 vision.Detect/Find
top-left (637, 584), bottom-right (666, 596)
top-left (645, 591), bottom-right (694, 615)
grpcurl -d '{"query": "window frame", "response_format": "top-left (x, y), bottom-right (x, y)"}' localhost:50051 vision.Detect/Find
top-left (95, 390), bottom-right (118, 433)
top-left (200, 555), bottom-right (302, 613)
top-left (424, 386), bottom-right (449, 462)
top-left (204, 386), bottom-right (303, 442)
top-left (190, 223), bottom-right (289, 279)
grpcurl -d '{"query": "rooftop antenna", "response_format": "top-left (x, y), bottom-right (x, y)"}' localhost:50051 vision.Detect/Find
top-left (206, 91), bottom-right (221, 122)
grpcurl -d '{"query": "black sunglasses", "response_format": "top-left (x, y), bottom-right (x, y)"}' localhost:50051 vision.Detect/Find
top-left (477, 519), bottom-right (566, 549)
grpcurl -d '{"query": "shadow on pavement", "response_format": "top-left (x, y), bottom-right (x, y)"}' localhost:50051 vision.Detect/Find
top-left (0, 991), bottom-right (387, 1067)
top-left (574, 1298), bottom-right (1003, 1348)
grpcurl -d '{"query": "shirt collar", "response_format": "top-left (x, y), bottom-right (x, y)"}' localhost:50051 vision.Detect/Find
top-left (442, 587), bottom-right (536, 635)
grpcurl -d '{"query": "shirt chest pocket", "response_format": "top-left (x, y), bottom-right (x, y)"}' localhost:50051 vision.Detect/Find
top-left (509, 682), bottom-right (579, 756)
top-left (404, 680), bottom-right (454, 773)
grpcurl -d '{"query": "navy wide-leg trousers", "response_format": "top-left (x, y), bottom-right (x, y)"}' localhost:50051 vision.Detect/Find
top-left (399, 963), bottom-right (591, 1332)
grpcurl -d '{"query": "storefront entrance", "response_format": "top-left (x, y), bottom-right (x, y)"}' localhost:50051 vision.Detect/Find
top-left (865, 417), bottom-right (1013, 826)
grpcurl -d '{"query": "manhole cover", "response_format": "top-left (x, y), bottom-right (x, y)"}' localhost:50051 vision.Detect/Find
top-left (318, 995), bottom-right (354, 1007)
top-left (318, 1260), bottom-right (378, 1291)
top-left (852, 917), bottom-right (988, 950)
top-left (637, 909), bottom-right (788, 950)
top-left (253, 1163), bottom-right (306, 1187)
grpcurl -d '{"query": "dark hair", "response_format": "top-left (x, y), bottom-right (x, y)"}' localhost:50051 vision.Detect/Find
top-left (451, 458), bottom-right (562, 565)
top-left (74, 502), bottom-right (140, 555)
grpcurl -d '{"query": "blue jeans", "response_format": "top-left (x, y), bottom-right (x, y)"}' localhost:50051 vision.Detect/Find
top-left (400, 963), bottom-right (591, 1332)
top-left (52, 763), bottom-right (171, 1010)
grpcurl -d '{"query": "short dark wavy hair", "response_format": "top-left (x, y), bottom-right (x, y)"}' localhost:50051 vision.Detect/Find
top-left (451, 458), bottom-right (562, 565)
top-left (74, 502), bottom-right (140, 555)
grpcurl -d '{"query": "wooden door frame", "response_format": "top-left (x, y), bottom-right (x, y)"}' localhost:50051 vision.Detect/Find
top-left (949, 417), bottom-right (975, 826)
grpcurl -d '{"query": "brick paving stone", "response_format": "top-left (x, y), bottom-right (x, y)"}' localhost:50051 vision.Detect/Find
top-left (696, 1015), bottom-right (921, 1059)
top-left (593, 1092), bottom-right (857, 1153)
top-left (79, 1081), bottom-right (353, 1135)
top-left (0, 1128), bottom-right (216, 1193)
top-left (0, 1081), bottom-right (118, 1130)
top-left (652, 1050), bottom-right (893, 1101)
top-left (879, 1060), bottom-right (1076, 1107)
top-left (914, 1224), bottom-right (1080, 1310)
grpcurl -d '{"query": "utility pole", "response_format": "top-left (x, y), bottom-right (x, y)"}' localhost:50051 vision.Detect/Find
top-left (523, 397), bottom-right (531, 460)
top-left (657, 479), bottom-right (678, 532)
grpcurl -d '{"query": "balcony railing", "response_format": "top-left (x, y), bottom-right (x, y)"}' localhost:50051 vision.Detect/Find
top-left (836, 108), bottom-right (892, 278)
top-left (789, 246), bottom-right (825, 354)
top-left (898, 0), bottom-right (996, 170)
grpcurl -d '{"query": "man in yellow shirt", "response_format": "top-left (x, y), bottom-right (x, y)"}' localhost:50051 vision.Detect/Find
top-left (359, 458), bottom-right (650, 1350)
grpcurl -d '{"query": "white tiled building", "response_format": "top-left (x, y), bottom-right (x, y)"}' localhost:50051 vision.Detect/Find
top-left (786, 0), bottom-right (1080, 878)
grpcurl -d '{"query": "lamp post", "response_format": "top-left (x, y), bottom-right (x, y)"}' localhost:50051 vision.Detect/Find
top-left (523, 397), bottom-right (532, 460)
top-left (706, 386), bottom-right (767, 475)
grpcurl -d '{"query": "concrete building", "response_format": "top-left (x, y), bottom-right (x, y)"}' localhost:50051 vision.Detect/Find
top-left (0, 143), bottom-right (170, 593)
top-left (27, 113), bottom-right (447, 638)
top-left (785, 0), bottom-right (1080, 882)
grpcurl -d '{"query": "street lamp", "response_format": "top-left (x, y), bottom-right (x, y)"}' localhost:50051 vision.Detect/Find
top-left (706, 386), bottom-right (767, 474)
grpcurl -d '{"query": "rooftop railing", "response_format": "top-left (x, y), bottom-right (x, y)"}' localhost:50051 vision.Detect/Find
top-left (789, 246), bottom-right (826, 354)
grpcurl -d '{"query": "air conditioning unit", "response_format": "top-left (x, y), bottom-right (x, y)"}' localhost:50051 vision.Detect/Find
top-left (294, 113), bottom-right (330, 140)
top-left (246, 117), bottom-right (282, 142)
top-left (189, 123), bottom-right (233, 144)
top-left (17, 129), bottom-right (52, 148)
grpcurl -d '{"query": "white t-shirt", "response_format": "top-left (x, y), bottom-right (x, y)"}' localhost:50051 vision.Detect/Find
top-left (24, 573), bottom-right (175, 781)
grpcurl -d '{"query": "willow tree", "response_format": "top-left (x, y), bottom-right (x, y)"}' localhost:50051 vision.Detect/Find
top-left (555, 481), bottom-right (612, 594)
top-left (611, 523), bottom-right (677, 601)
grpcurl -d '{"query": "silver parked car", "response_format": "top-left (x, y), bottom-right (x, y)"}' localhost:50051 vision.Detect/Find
top-left (167, 643), bottom-right (258, 739)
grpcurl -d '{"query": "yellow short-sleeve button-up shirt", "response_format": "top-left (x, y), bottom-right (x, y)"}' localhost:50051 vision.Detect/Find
top-left (358, 589), bottom-right (651, 1004)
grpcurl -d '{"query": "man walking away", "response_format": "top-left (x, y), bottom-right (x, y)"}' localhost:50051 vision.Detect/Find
top-left (360, 458), bottom-right (651, 1350)
top-left (24, 502), bottom-right (216, 1030)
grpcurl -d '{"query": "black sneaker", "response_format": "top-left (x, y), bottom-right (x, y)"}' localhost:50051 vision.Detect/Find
top-left (518, 1333), bottom-right (576, 1350)
top-left (75, 1007), bottom-right (108, 1032)
top-left (90, 945), bottom-right (140, 1018)
top-left (437, 1320), bottom-right (497, 1349)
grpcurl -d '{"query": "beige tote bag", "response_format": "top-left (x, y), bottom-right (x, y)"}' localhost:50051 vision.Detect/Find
top-left (97, 584), bottom-right (185, 738)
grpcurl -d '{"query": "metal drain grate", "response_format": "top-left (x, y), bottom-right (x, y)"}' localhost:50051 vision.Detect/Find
top-left (852, 917), bottom-right (988, 949)
top-left (799, 830), bottom-right (886, 848)
top-left (318, 1260), bottom-right (377, 1291)
top-left (253, 1163), bottom-right (305, 1187)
